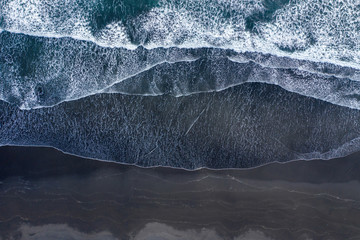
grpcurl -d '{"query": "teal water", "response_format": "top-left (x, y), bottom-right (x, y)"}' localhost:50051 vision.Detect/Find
top-left (90, 0), bottom-right (159, 38)
top-left (0, 0), bottom-right (359, 168)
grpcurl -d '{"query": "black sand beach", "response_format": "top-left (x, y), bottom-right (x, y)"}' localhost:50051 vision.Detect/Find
top-left (1, 1), bottom-right (360, 239)
top-left (0, 146), bottom-right (359, 240)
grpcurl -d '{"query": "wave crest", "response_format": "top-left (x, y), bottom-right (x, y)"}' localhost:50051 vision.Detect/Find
top-left (1, 32), bottom-right (360, 110)
top-left (0, 0), bottom-right (359, 69)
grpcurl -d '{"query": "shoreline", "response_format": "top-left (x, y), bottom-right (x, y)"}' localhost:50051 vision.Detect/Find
top-left (1, 144), bottom-right (360, 182)
top-left (1, 145), bottom-right (360, 240)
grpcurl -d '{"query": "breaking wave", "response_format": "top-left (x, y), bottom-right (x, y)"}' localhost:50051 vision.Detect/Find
top-left (1, 31), bottom-right (360, 109)
top-left (1, 0), bottom-right (360, 168)
top-left (1, 0), bottom-right (359, 68)
top-left (0, 0), bottom-right (359, 109)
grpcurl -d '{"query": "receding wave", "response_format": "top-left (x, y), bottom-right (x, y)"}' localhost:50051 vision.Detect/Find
top-left (1, 31), bottom-right (360, 110)
top-left (1, 82), bottom-right (360, 169)
top-left (0, 0), bottom-right (359, 69)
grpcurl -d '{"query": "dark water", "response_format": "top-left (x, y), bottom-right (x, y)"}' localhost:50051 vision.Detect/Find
top-left (1, 1), bottom-right (359, 167)
top-left (0, 0), bottom-right (359, 167)
top-left (0, 146), bottom-right (360, 240)
top-left (0, 0), bottom-right (359, 109)
top-left (1, 83), bottom-right (360, 168)
top-left (0, 1), bottom-right (359, 238)
top-left (1, 31), bottom-right (360, 110)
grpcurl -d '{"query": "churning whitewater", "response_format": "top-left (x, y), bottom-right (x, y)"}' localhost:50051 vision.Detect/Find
top-left (1, 0), bottom-right (359, 66)
top-left (0, 0), bottom-right (359, 109)
top-left (0, 0), bottom-right (360, 168)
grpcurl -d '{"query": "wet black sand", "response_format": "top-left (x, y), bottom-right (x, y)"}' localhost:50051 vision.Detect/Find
top-left (0, 145), bottom-right (360, 240)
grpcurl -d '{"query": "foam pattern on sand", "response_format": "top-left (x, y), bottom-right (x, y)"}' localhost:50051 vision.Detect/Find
top-left (1, 83), bottom-right (360, 169)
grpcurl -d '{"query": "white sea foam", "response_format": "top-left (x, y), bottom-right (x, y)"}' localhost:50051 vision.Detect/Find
top-left (1, 0), bottom-right (359, 69)
top-left (1, 32), bottom-right (360, 110)
top-left (102, 55), bottom-right (360, 110)
top-left (2, 81), bottom-right (360, 169)
top-left (297, 137), bottom-right (360, 162)
top-left (0, 0), bottom-right (359, 109)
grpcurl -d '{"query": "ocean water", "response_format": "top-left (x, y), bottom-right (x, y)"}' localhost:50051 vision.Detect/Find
top-left (1, 2), bottom-right (360, 238)
top-left (1, 83), bottom-right (360, 168)
top-left (0, 0), bottom-right (359, 168)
